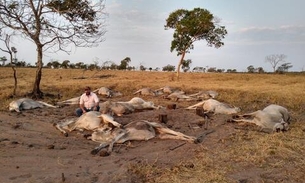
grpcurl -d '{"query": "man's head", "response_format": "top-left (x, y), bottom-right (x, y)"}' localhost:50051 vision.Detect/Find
top-left (85, 86), bottom-right (91, 95)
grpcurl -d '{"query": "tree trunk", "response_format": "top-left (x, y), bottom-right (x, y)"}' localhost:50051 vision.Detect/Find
top-left (176, 51), bottom-right (186, 80)
top-left (10, 53), bottom-right (17, 96)
top-left (12, 66), bottom-right (17, 96)
top-left (31, 45), bottom-right (43, 98)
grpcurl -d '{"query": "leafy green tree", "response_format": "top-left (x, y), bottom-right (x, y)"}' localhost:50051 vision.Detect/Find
top-left (52, 61), bottom-right (61, 69)
top-left (139, 64), bottom-right (146, 71)
top-left (193, 66), bottom-right (205, 72)
top-left (61, 60), bottom-right (70, 69)
top-left (101, 60), bottom-right (115, 70)
top-left (181, 59), bottom-right (192, 72)
top-left (0, 0), bottom-right (107, 98)
top-left (69, 63), bottom-right (75, 69)
top-left (276, 62), bottom-right (293, 73)
top-left (207, 67), bottom-right (217, 72)
top-left (88, 63), bottom-right (97, 70)
top-left (216, 69), bottom-right (225, 73)
top-left (15, 61), bottom-right (26, 67)
top-left (257, 67), bottom-right (264, 73)
top-left (247, 65), bottom-right (255, 73)
top-left (0, 56), bottom-right (7, 66)
top-left (118, 57), bottom-right (131, 70)
top-left (75, 62), bottom-right (85, 69)
top-left (227, 69), bottom-right (237, 73)
top-left (165, 8), bottom-right (227, 79)
top-left (46, 62), bottom-right (53, 68)
top-left (110, 63), bottom-right (118, 70)
top-left (162, 64), bottom-right (175, 72)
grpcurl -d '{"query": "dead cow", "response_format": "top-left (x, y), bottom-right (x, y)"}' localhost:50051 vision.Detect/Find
top-left (9, 98), bottom-right (58, 112)
top-left (186, 99), bottom-right (241, 114)
top-left (230, 104), bottom-right (290, 132)
top-left (100, 100), bottom-right (135, 116)
top-left (93, 87), bottom-right (122, 98)
top-left (119, 97), bottom-right (163, 110)
top-left (155, 86), bottom-right (185, 94)
top-left (133, 88), bottom-right (162, 96)
top-left (90, 120), bottom-right (197, 155)
top-left (100, 97), bottom-right (163, 116)
top-left (163, 92), bottom-right (199, 102)
top-left (188, 90), bottom-right (219, 99)
top-left (54, 111), bottom-right (121, 137)
top-left (57, 96), bottom-right (80, 105)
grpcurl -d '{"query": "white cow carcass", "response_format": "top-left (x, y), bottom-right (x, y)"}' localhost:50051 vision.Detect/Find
top-left (57, 96), bottom-right (80, 105)
top-left (90, 120), bottom-right (197, 155)
top-left (100, 97), bottom-right (163, 116)
top-left (188, 90), bottom-right (219, 99)
top-left (133, 88), bottom-right (162, 96)
top-left (54, 111), bottom-right (121, 137)
top-left (9, 98), bottom-right (58, 112)
top-left (187, 99), bottom-right (241, 114)
top-left (230, 104), bottom-right (290, 132)
top-left (93, 87), bottom-right (122, 98)
top-left (99, 100), bottom-right (135, 116)
top-left (123, 97), bottom-right (162, 110)
top-left (155, 86), bottom-right (185, 94)
top-left (163, 91), bottom-right (199, 102)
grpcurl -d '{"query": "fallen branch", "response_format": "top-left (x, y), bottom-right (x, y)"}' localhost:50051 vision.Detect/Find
top-left (169, 142), bottom-right (186, 151)
top-left (195, 129), bottom-right (215, 143)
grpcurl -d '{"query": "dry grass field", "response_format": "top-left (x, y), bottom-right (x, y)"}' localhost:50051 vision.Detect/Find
top-left (0, 67), bottom-right (304, 182)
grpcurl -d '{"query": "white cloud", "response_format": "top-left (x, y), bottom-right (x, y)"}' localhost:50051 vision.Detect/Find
top-left (230, 25), bottom-right (305, 44)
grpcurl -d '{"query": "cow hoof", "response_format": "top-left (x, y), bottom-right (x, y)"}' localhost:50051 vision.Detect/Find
top-left (91, 149), bottom-right (99, 155)
top-left (64, 133), bottom-right (68, 137)
top-left (227, 119), bottom-right (235, 123)
top-left (83, 134), bottom-right (91, 139)
top-left (99, 150), bottom-right (110, 157)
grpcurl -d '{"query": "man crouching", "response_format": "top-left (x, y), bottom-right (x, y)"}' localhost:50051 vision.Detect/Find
top-left (75, 86), bottom-right (100, 117)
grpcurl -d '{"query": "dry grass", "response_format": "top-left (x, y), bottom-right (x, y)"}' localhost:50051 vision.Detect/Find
top-left (1, 67), bottom-right (305, 182)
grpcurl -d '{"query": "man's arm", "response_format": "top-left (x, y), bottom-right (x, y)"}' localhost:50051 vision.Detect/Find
top-left (80, 103), bottom-right (86, 113)
top-left (79, 95), bottom-right (86, 113)
top-left (93, 94), bottom-right (100, 110)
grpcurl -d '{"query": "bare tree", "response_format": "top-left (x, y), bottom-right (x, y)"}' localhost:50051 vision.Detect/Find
top-left (0, 33), bottom-right (18, 96)
top-left (0, 0), bottom-right (107, 98)
top-left (265, 54), bottom-right (287, 72)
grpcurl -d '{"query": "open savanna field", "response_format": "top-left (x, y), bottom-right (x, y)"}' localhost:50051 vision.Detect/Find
top-left (0, 67), bottom-right (304, 183)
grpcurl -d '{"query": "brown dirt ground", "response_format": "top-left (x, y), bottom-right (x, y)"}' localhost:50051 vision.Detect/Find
top-left (0, 96), bottom-right (288, 183)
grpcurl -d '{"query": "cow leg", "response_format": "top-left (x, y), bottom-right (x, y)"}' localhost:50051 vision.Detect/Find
top-left (230, 118), bottom-right (257, 125)
top-left (98, 114), bottom-right (121, 127)
top-left (53, 123), bottom-right (69, 137)
top-left (91, 143), bottom-right (110, 155)
top-left (91, 130), bottom-right (127, 155)
top-left (107, 131), bottom-right (128, 154)
top-left (186, 101), bottom-right (205, 110)
top-left (53, 119), bottom-right (76, 137)
top-left (156, 127), bottom-right (196, 143)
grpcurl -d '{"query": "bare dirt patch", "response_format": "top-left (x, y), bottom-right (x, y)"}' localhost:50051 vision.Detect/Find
top-left (0, 97), bottom-right (302, 183)
top-left (0, 99), bottom-right (241, 183)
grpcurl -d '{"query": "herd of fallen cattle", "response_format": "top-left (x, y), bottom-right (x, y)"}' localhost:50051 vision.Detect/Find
top-left (8, 86), bottom-right (291, 155)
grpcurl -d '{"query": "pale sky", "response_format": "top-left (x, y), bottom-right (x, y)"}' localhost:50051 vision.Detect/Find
top-left (10, 0), bottom-right (305, 72)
